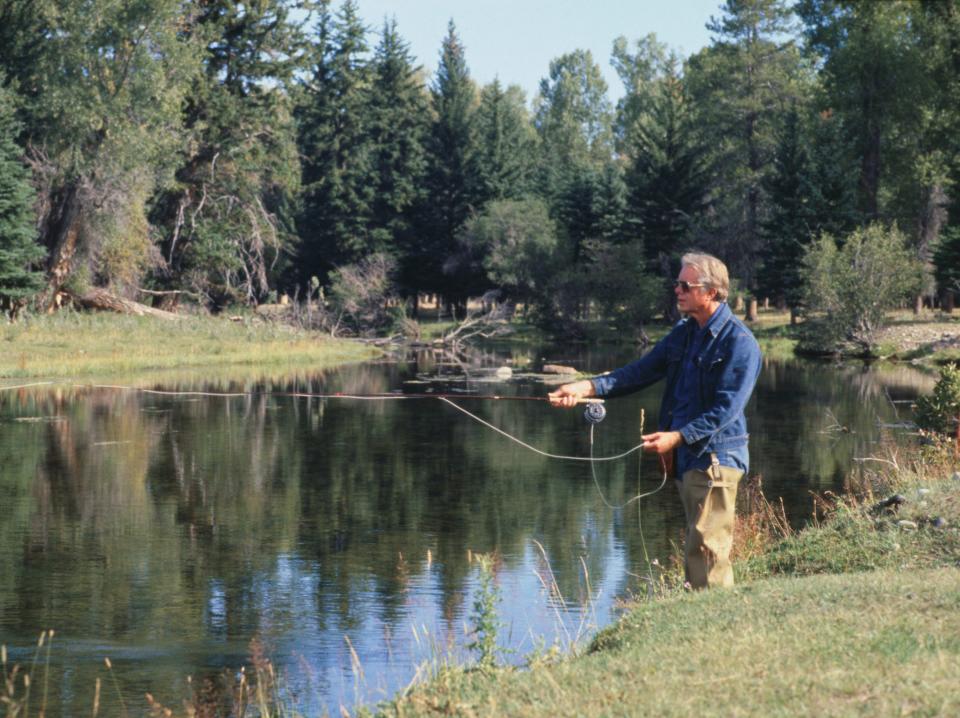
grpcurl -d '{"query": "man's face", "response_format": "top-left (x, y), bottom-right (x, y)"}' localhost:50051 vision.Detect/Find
top-left (674, 265), bottom-right (715, 315)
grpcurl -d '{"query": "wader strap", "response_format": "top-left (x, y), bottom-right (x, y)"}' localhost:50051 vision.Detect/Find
top-left (706, 453), bottom-right (736, 488)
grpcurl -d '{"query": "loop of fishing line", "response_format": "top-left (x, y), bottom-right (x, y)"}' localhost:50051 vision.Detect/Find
top-left (436, 396), bottom-right (645, 462)
top-left (436, 397), bottom-right (667, 509)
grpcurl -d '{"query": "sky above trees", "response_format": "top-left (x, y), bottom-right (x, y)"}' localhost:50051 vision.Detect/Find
top-left (320, 0), bottom-right (719, 101)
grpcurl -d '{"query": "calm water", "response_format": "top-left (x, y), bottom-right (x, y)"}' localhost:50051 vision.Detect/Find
top-left (0, 345), bottom-right (934, 716)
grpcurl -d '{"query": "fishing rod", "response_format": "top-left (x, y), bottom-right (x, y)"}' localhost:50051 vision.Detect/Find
top-left (284, 391), bottom-right (609, 425)
top-left (286, 391), bottom-right (602, 403)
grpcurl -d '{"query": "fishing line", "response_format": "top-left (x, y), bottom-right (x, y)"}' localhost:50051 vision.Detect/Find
top-left (436, 396), bottom-right (647, 462)
top-left (587, 423), bottom-right (668, 510)
top-left (8, 382), bottom-right (670, 507)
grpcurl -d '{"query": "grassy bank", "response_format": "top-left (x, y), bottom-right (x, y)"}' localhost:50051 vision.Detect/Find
top-left (378, 439), bottom-right (960, 717)
top-left (0, 312), bottom-right (379, 381)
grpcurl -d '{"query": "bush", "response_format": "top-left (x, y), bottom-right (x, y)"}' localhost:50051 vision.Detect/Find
top-left (802, 223), bottom-right (923, 351)
top-left (458, 199), bottom-right (559, 305)
top-left (326, 253), bottom-right (403, 335)
top-left (914, 364), bottom-right (960, 436)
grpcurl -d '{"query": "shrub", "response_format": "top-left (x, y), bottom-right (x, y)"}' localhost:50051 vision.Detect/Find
top-left (914, 364), bottom-right (960, 436)
top-left (327, 253), bottom-right (402, 335)
top-left (802, 223), bottom-right (923, 351)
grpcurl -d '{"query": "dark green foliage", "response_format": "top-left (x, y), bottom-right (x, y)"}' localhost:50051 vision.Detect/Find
top-left (412, 20), bottom-right (478, 305)
top-left (797, 0), bottom-right (930, 222)
top-left (584, 239), bottom-right (660, 336)
top-left (534, 49), bottom-right (614, 202)
top-left (933, 227), bottom-right (960, 296)
top-left (367, 19), bottom-right (429, 261)
top-left (298, 0), bottom-right (376, 281)
top-left (624, 54), bottom-right (710, 269)
top-left (686, 0), bottom-right (804, 287)
top-left (807, 109), bottom-right (860, 238)
top-left (0, 83), bottom-right (44, 311)
top-left (469, 80), bottom-right (537, 205)
top-left (915, 364), bottom-right (960, 436)
top-left (457, 198), bottom-right (558, 304)
top-left (802, 223), bottom-right (924, 349)
top-left (151, 0), bottom-right (306, 306)
top-left (758, 107), bottom-right (817, 307)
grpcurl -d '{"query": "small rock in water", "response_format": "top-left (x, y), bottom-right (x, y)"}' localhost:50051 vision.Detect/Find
top-left (897, 520), bottom-right (918, 531)
top-left (932, 517), bottom-right (948, 529)
top-left (916, 488), bottom-right (931, 497)
top-left (495, 366), bottom-right (513, 379)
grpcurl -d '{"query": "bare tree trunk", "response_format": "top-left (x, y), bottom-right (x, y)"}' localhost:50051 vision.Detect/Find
top-left (70, 288), bottom-right (183, 320)
top-left (943, 290), bottom-right (955, 314)
top-left (746, 298), bottom-right (759, 322)
top-left (41, 182), bottom-right (83, 310)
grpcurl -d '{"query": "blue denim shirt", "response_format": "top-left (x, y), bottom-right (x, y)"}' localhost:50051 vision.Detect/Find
top-left (590, 302), bottom-right (762, 476)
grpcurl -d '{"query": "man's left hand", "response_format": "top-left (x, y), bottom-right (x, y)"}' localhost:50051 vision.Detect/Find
top-left (641, 431), bottom-right (683, 454)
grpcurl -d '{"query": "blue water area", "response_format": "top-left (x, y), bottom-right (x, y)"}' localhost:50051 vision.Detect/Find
top-left (0, 348), bottom-right (931, 715)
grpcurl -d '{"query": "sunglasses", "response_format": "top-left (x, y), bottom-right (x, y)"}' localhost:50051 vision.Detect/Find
top-left (673, 280), bottom-right (706, 293)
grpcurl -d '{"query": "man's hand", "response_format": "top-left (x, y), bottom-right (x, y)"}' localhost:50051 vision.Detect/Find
top-left (641, 431), bottom-right (683, 455)
top-left (548, 380), bottom-right (595, 408)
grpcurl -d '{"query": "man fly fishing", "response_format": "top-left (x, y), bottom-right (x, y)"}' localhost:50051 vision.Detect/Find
top-left (549, 252), bottom-right (762, 589)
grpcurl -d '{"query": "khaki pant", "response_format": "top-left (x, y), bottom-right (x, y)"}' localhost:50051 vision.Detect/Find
top-left (676, 456), bottom-right (743, 589)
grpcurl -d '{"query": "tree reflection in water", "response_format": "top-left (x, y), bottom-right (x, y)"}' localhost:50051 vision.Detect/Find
top-left (0, 353), bottom-right (928, 715)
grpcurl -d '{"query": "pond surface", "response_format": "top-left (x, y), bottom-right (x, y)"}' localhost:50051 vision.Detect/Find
top-left (0, 345), bottom-right (934, 716)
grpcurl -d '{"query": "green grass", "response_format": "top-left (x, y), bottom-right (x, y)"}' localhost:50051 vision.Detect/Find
top-left (376, 438), bottom-right (960, 718)
top-left (0, 312), bottom-right (378, 382)
top-left (376, 569), bottom-right (960, 717)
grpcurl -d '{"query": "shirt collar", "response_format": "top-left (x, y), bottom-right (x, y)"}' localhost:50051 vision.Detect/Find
top-left (702, 302), bottom-right (731, 337)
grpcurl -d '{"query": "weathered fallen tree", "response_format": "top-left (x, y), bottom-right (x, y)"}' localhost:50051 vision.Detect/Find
top-left (66, 288), bottom-right (183, 320)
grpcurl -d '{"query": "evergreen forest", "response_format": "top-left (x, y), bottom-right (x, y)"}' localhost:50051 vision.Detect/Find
top-left (1, 0), bottom-right (959, 335)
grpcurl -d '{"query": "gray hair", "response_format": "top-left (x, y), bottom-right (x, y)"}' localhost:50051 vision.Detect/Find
top-left (681, 252), bottom-right (730, 302)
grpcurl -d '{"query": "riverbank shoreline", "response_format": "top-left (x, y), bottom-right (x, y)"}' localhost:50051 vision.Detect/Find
top-left (4, 309), bottom-right (957, 385)
top-left (375, 436), bottom-right (960, 717)
top-left (0, 312), bottom-right (379, 383)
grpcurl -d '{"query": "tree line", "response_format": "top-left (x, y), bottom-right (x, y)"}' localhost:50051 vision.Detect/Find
top-left (1, 0), bottom-right (959, 334)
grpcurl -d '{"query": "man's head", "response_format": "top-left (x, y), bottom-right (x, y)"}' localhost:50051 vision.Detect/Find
top-left (675, 252), bottom-right (729, 323)
top-left (679, 253), bottom-right (729, 300)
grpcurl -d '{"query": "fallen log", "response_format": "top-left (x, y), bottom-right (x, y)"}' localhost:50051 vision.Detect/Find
top-left (69, 288), bottom-right (183, 320)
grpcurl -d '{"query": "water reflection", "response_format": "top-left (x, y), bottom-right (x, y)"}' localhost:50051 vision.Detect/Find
top-left (0, 353), bottom-right (931, 715)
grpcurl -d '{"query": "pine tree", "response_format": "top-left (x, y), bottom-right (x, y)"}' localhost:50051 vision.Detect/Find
top-left (686, 0), bottom-right (804, 286)
top-left (757, 106), bottom-right (817, 309)
top-left (298, 0), bottom-right (375, 282)
top-left (798, 0), bottom-right (927, 220)
top-left (0, 83), bottom-right (44, 313)
top-left (933, 227), bottom-right (960, 300)
top-left (413, 20), bottom-right (478, 310)
top-left (470, 80), bottom-right (537, 205)
top-left (806, 110), bottom-right (860, 239)
top-left (625, 55), bottom-right (711, 277)
top-left (367, 19), bottom-right (429, 264)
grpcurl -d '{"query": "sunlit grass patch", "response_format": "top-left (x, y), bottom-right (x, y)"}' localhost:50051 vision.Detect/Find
top-left (0, 312), bottom-right (378, 381)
